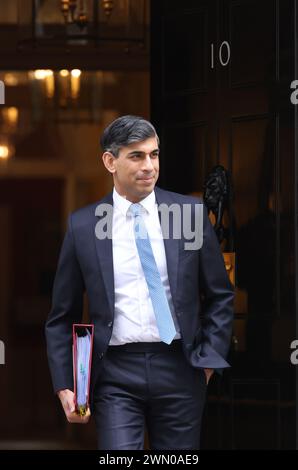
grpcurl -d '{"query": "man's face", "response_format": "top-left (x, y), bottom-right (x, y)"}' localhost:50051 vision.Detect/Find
top-left (103, 136), bottom-right (160, 202)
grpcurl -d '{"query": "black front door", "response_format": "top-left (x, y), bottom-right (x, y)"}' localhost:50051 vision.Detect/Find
top-left (151, 0), bottom-right (296, 449)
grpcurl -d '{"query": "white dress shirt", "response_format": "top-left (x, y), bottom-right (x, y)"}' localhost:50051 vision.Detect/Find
top-left (109, 187), bottom-right (181, 345)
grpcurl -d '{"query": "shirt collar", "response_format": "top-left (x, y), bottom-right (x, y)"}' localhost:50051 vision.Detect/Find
top-left (113, 187), bottom-right (156, 217)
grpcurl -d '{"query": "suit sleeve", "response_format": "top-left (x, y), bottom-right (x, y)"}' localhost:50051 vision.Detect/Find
top-left (45, 214), bottom-right (85, 393)
top-left (197, 203), bottom-right (234, 372)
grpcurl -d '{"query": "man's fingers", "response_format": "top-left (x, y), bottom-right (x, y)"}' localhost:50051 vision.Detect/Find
top-left (67, 401), bottom-right (76, 413)
top-left (61, 398), bottom-right (75, 414)
top-left (58, 389), bottom-right (76, 414)
top-left (58, 389), bottom-right (90, 424)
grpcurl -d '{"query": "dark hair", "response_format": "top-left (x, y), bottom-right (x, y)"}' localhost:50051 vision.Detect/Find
top-left (100, 115), bottom-right (159, 157)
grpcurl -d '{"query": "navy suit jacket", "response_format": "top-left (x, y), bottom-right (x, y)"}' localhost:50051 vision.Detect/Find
top-left (45, 187), bottom-right (234, 408)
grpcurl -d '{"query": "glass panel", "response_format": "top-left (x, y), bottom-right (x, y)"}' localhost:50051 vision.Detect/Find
top-left (16, 0), bottom-right (147, 44)
top-left (0, 69), bottom-right (149, 162)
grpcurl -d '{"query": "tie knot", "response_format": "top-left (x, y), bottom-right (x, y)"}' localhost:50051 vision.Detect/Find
top-left (130, 203), bottom-right (142, 217)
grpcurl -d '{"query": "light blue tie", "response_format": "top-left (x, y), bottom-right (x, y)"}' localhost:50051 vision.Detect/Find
top-left (130, 203), bottom-right (177, 344)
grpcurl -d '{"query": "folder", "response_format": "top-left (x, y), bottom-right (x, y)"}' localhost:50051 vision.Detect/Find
top-left (72, 323), bottom-right (94, 416)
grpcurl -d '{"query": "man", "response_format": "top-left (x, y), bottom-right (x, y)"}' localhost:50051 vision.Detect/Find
top-left (45, 115), bottom-right (234, 450)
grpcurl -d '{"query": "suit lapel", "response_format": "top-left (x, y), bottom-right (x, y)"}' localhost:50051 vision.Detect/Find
top-left (94, 192), bottom-right (115, 317)
top-left (155, 187), bottom-right (180, 307)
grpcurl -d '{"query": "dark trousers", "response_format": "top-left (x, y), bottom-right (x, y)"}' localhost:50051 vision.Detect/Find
top-left (93, 340), bottom-right (207, 450)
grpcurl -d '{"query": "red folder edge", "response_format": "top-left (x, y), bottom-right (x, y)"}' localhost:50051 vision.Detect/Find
top-left (72, 323), bottom-right (94, 412)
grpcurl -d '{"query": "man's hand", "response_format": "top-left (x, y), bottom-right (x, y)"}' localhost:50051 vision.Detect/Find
top-left (57, 389), bottom-right (90, 424)
top-left (204, 368), bottom-right (214, 385)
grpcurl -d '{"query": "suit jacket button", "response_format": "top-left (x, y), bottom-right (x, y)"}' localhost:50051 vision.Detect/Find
top-left (107, 321), bottom-right (113, 328)
top-left (99, 353), bottom-right (104, 359)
